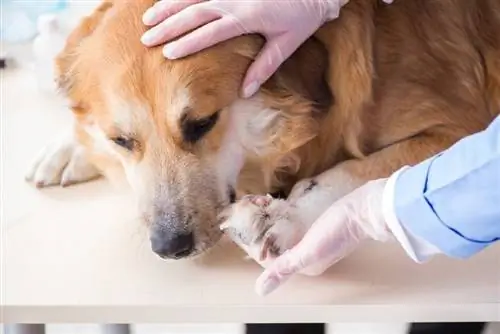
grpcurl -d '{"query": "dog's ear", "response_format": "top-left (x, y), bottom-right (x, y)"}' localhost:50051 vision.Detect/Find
top-left (55, 0), bottom-right (113, 95)
top-left (261, 37), bottom-right (333, 113)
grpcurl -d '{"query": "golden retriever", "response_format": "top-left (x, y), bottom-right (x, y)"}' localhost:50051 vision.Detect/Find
top-left (26, 0), bottom-right (500, 260)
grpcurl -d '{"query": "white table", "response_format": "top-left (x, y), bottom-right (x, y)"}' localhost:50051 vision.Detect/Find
top-left (2, 66), bottom-right (500, 324)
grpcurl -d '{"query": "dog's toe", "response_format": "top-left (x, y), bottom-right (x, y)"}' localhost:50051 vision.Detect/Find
top-left (60, 148), bottom-right (100, 187)
top-left (258, 220), bottom-right (300, 261)
top-left (26, 132), bottom-right (100, 188)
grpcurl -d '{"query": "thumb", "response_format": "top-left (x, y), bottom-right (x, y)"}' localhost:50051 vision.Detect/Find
top-left (241, 34), bottom-right (305, 98)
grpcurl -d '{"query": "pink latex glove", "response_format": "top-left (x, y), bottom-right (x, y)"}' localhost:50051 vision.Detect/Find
top-left (255, 179), bottom-right (393, 296)
top-left (141, 0), bottom-right (393, 98)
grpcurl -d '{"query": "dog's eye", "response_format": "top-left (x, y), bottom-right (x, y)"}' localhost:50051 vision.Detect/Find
top-left (111, 136), bottom-right (136, 151)
top-left (181, 111), bottom-right (220, 143)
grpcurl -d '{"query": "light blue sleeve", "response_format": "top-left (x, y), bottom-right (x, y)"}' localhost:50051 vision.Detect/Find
top-left (393, 115), bottom-right (500, 259)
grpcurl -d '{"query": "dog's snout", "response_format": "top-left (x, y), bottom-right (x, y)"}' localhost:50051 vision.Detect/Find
top-left (150, 229), bottom-right (195, 259)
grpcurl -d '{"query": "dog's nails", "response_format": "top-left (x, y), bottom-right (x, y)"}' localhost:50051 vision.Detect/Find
top-left (61, 175), bottom-right (76, 187)
top-left (35, 181), bottom-right (45, 188)
top-left (254, 196), bottom-right (271, 207)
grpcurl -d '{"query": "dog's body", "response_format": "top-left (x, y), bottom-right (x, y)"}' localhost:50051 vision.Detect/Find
top-left (26, 0), bottom-right (500, 259)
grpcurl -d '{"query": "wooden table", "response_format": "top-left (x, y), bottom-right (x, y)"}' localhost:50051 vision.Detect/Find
top-left (2, 66), bottom-right (499, 324)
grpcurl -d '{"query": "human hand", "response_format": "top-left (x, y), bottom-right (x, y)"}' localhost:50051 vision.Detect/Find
top-left (254, 178), bottom-right (393, 296)
top-left (141, 0), bottom-right (392, 98)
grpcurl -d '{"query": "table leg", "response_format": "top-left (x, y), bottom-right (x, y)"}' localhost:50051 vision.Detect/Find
top-left (4, 324), bottom-right (46, 334)
top-left (100, 324), bottom-right (131, 334)
top-left (408, 322), bottom-right (487, 334)
top-left (245, 323), bottom-right (325, 334)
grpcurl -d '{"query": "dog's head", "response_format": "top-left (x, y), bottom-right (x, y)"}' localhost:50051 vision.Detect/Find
top-left (57, 0), bottom-right (331, 259)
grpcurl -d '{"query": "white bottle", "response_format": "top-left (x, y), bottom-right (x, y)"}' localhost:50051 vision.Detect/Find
top-left (32, 14), bottom-right (67, 94)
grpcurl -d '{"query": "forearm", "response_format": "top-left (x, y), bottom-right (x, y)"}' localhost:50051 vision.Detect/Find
top-left (386, 116), bottom-right (500, 259)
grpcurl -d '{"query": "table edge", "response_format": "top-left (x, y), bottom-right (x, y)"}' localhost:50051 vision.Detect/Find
top-left (2, 304), bottom-right (499, 323)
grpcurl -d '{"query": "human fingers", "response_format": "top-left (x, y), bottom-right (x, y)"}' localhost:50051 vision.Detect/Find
top-left (163, 18), bottom-right (246, 59)
top-left (141, 2), bottom-right (219, 47)
top-left (255, 205), bottom-right (360, 296)
top-left (142, 0), bottom-right (205, 26)
top-left (241, 34), bottom-right (306, 98)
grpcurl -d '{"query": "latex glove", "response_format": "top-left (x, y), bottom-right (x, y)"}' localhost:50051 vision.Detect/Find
top-left (255, 178), bottom-right (393, 296)
top-left (141, 0), bottom-right (393, 98)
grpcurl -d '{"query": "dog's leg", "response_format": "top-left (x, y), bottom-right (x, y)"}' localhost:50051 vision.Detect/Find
top-left (239, 130), bottom-right (464, 267)
top-left (325, 130), bottom-right (464, 191)
top-left (25, 128), bottom-right (100, 188)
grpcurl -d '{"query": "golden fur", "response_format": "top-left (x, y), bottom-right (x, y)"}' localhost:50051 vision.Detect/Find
top-left (31, 0), bottom-right (499, 257)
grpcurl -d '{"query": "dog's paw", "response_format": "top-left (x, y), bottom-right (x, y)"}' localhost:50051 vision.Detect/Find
top-left (256, 206), bottom-right (305, 262)
top-left (221, 194), bottom-right (306, 265)
top-left (25, 132), bottom-right (100, 188)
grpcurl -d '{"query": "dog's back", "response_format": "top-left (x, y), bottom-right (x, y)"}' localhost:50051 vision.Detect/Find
top-left (293, 0), bottom-right (500, 181)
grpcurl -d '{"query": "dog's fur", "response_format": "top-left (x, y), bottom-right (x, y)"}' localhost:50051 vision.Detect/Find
top-left (26, 0), bottom-right (500, 259)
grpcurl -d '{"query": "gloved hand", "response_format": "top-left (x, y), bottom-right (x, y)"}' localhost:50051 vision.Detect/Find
top-left (255, 178), bottom-right (393, 296)
top-left (141, 0), bottom-right (393, 98)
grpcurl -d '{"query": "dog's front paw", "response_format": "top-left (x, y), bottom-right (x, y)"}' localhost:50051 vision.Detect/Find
top-left (220, 194), bottom-right (306, 265)
top-left (25, 131), bottom-right (100, 188)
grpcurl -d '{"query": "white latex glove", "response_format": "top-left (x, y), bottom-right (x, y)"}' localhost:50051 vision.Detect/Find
top-left (255, 179), bottom-right (393, 296)
top-left (141, 0), bottom-right (394, 98)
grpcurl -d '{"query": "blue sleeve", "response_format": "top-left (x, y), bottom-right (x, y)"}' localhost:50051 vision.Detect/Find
top-left (393, 115), bottom-right (500, 258)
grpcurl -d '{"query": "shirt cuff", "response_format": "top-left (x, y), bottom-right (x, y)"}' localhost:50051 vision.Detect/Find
top-left (393, 157), bottom-right (489, 258)
top-left (382, 167), bottom-right (443, 263)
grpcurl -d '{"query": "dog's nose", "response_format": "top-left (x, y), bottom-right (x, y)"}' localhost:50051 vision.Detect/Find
top-left (150, 230), bottom-right (195, 259)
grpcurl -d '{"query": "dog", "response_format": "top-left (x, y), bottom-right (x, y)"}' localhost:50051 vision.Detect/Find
top-left (25, 0), bottom-right (500, 261)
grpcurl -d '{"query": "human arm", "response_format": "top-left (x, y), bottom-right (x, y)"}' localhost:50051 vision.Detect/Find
top-left (255, 115), bottom-right (500, 296)
top-left (390, 115), bottom-right (500, 259)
